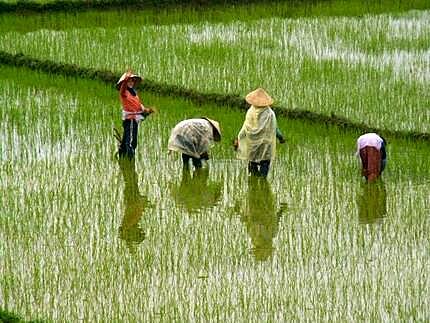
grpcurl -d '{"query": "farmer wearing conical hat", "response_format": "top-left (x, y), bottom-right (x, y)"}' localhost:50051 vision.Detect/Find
top-left (168, 117), bottom-right (221, 169)
top-left (356, 132), bottom-right (387, 181)
top-left (116, 70), bottom-right (154, 159)
top-left (234, 88), bottom-right (285, 177)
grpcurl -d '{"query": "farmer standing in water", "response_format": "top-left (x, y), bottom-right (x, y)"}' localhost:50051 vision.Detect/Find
top-left (168, 117), bottom-right (222, 170)
top-left (356, 132), bottom-right (387, 181)
top-left (116, 70), bottom-right (153, 159)
top-left (234, 88), bottom-right (285, 178)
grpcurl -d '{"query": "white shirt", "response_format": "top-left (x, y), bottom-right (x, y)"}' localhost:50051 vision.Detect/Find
top-left (356, 133), bottom-right (383, 154)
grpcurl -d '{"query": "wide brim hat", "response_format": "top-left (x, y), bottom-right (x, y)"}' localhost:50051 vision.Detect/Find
top-left (202, 117), bottom-right (221, 140)
top-left (116, 72), bottom-right (143, 89)
top-left (245, 88), bottom-right (273, 107)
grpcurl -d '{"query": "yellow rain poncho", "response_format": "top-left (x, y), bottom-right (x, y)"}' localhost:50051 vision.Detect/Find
top-left (237, 106), bottom-right (277, 162)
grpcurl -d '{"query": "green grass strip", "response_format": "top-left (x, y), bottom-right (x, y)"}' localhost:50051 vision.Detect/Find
top-left (1, 50), bottom-right (428, 142)
top-left (0, 309), bottom-right (44, 323)
top-left (0, 0), bottom-right (292, 14)
top-left (1, 0), bottom-right (429, 15)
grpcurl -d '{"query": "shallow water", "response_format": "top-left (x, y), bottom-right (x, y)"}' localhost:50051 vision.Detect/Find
top-left (1, 10), bottom-right (429, 133)
top-left (0, 67), bottom-right (429, 321)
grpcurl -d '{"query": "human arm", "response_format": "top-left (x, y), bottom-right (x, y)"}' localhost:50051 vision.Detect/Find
top-left (119, 70), bottom-right (134, 97)
top-left (233, 123), bottom-right (247, 151)
top-left (380, 141), bottom-right (386, 160)
top-left (140, 105), bottom-right (154, 116)
top-left (233, 138), bottom-right (239, 151)
top-left (276, 127), bottom-right (285, 144)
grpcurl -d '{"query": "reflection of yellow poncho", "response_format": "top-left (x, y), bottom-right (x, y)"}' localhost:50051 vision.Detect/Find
top-left (237, 106), bottom-right (277, 162)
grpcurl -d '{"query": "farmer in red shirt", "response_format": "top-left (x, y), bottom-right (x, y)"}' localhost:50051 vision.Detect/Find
top-left (116, 70), bottom-right (153, 159)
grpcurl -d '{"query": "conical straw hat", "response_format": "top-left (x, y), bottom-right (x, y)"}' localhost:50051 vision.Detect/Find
top-left (116, 72), bottom-right (143, 89)
top-left (202, 117), bottom-right (221, 140)
top-left (245, 88), bottom-right (273, 107)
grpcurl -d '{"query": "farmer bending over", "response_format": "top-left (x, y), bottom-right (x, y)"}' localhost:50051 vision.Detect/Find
top-left (356, 132), bottom-right (387, 181)
top-left (116, 70), bottom-right (153, 159)
top-left (234, 88), bottom-right (285, 178)
top-left (168, 117), bottom-right (221, 169)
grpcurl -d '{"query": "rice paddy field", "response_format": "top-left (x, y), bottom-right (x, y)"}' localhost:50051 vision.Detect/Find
top-left (1, 2), bottom-right (430, 322)
top-left (0, 2), bottom-right (429, 133)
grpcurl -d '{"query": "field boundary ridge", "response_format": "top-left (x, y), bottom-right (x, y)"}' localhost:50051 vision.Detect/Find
top-left (1, 0), bottom-right (429, 15)
top-left (0, 0), bottom-right (302, 14)
top-left (0, 308), bottom-right (44, 323)
top-left (1, 50), bottom-right (429, 142)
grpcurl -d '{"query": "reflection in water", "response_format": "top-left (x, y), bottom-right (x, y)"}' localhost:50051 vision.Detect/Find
top-left (118, 158), bottom-right (151, 253)
top-left (357, 180), bottom-right (387, 224)
top-left (240, 177), bottom-right (282, 261)
top-left (170, 167), bottom-right (222, 213)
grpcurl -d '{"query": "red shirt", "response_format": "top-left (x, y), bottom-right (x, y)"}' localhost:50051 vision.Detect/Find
top-left (119, 78), bottom-right (143, 119)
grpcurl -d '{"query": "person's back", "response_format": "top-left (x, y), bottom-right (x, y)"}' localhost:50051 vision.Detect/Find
top-left (356, 133), bottom-right (386, 181)
top-left (236, 88), bottom-right (285, 178)
top-left (356, 133), bottom-right (383, 153)
top-left (238, 106), bottom-right (277, 162)
top-left (168, 117), bottom-right (221, 169)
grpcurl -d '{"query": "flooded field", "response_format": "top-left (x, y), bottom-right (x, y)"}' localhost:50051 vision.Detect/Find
top-left (1, 9), bottom-right (429, 132)
top-left (1, 66), bottom-right (429, 321)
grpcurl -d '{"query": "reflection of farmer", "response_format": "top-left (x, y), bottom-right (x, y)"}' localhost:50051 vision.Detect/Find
top-left (116, 70), bottom-right (154, 159)
top-left (118, 158), bottom-right (151, 252)
top-left (170, 168), bottom-right (222, 213)
top-left (235, 88), bottom-right (285, 178)
top-left (240, 177), bottom-right (281, 261)
top-left (168, 118), bottom-right (221, 169)
top-left (356, 133), bottom-right (387, 181)
top-left (357, 181), bottom-right (387, 224)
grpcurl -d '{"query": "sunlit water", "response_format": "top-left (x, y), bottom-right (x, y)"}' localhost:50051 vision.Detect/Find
top-left (0, 68), bottom-right (429, 321)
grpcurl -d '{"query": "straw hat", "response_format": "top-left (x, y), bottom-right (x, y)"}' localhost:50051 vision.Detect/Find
top-left (116, 72), bottom-right (142, 89)
top-left (245, 88), bottom-right (273, 107)
top-left (202, 117), bottom-right (221, 141)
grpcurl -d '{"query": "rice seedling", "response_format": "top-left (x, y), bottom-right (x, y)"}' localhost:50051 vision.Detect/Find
top-left (1, 65), bottom-right (429, 322)
top-left (1, 0), bottom-right (429, 29)
top-left (0, 8), bottom-right (428, 133)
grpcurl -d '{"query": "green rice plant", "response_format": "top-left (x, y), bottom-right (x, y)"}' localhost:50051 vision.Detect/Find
top-left (1, 0), bottom-right (429, 21)
top-left (0, 9), bottom-right (428, 134)
top-left (1, 65), bottom-right (429, 322)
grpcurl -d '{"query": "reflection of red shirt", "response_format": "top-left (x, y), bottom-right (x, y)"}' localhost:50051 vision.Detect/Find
top-left (119, 79), bottom-right (143, 119)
